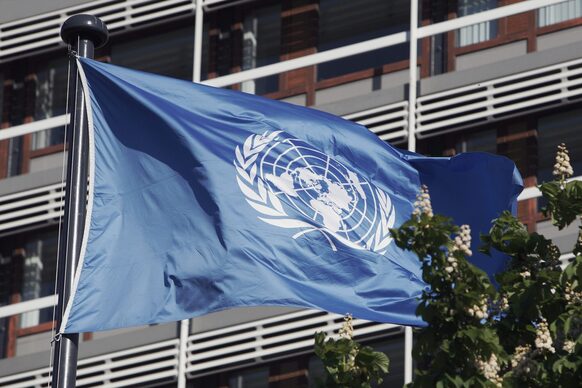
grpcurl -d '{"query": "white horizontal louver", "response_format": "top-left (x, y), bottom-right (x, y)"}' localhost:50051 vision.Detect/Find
top-left (0, 0), bottom-right (195, 60)
top-left (343, 101), bottom-right (408, 144)
top-left (0, 339), bottom-right (179, 387)
top-left (0, 310), bottom-right (398, 386)
top-left (186, 309), bottom-right (400, 378)
top-left (0, 182), bottom-right (65, 234)
top-left (416, 57), bottom-right (582, 138)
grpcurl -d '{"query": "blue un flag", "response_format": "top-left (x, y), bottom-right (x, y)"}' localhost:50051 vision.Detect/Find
top-left (61, 58), bottom-right (522, 333)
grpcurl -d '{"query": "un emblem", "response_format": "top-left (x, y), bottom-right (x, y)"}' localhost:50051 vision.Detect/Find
top-left (234, 131), bottom-right (395, 253)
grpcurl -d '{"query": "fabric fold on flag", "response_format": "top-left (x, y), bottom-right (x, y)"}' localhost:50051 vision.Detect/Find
top-left (60, 58), bottom-right (522, 333)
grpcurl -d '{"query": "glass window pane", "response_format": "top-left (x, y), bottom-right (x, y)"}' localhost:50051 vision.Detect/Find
top-left (6, 80), bottom-right (25, 176)
top-left (20, 231), bottom-right (58, 328)
top-left (0, 252), bottom-right (13, 358)
top-left (201, 21), bottom-right (210, 81)
top-left (206, 5), bottom-right (281, 95)
top-left (7, 137), bottom-right (22, 177)
top-left (317, 0), bottom-right (409, 81)
top-left (35, 58), bottom-right (68, 120)
top-left (33, 57), bottom-right (67, 150)
top-left (455, 129), bottom-right (497, 154)
top-left (111, 26), bottom-right (194, 80)
top-left (241, 4), bottom-right (281, 95)
top-left (538, 0), bottom-right (582, 27)
top-left (0, 73), bottom-right (3, 115)
top-left (457, 0), bottom-right (498, 47)
top-left (228, 366), bottom-right (269, 388)
top-left (538, 108), bottom-right (582, 184)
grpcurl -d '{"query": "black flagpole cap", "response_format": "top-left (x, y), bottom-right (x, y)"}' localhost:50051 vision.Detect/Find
top-left (61, 14), bottom-right (109, 48)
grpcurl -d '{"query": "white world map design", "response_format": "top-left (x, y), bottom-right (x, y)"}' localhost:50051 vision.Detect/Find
top-left (234, 131), bottom-right (395, 253)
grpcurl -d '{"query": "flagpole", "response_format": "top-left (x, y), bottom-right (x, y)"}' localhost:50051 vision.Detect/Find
top-left (405, 0), bottom-right (419, 384)
top-left (52, 15), bottom-right (108, 388)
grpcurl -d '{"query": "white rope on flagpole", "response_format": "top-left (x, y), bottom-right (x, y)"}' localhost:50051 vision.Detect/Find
top-left (58, 57), bottom-right (96, 335)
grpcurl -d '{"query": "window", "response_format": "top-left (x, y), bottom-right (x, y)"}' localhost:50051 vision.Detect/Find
top-left (241, 4), bottom-right (281, 95)
top-left (7, 137), bottom-right (22, 177)
top-left (498, 122), bottom-right (533, 180)
top-left (0, 253), bottom-right (12, 358)
top-left (538, 0), bottom-right (582, 27)
top-left (33, 57), bottom-right (68, 150)
top-left (317, 0), bottom-right (409, 81)
top-left (428, 1), bottom-right (449, 76)
top-left (455, 129), bottom-right (497, 154)
top-left (0, 72), bottom-right (3, 116)
top-left (457, 0), bottom-right (498, 47)
top-left (6, 78), bottom-right (25, 177)
top-left (228, 367), bottom-right (269, 388)
top-left (19, 231), bottom-right (58, 328)
top-left (111, 26), bottom-right (194, 80)
top-left (0, 230), bottom-right (57, 358)
top-left (206, 4), bottom-right (281, 95)
top-left (537, 109), bottom-right (582, 184)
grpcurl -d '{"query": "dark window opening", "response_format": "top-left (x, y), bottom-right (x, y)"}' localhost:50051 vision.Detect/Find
top-left (317, 0), bottom-right (409, 81)
top-left (33, 57), bottom-right (68, 150)
top-left (111, 26), bottom-right (195, 81)
top-left (241, 4), bottom-right (281, 95)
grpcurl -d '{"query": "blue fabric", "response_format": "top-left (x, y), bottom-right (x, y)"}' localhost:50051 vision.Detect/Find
top-left (63, 58), bottom-right (522, 333)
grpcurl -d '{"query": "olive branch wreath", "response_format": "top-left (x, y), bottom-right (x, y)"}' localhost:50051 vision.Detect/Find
top-left (234, 131), bottom-right (395, 253)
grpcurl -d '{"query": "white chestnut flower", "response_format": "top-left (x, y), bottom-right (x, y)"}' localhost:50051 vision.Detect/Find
top-left (553, 143), bottom-right (574, 180)
top-left (413, 185), bottom-right (434, 217)
top-left (564, 282), bottom-right (582, 305)
top-left (468, 297), bottom-right (489, 320)
top-left (563, 340), bottom-right (575, 354)
top-left (339, 313), bottom-right (354, 340)
top-left (451, 225), bottom-right (472, 256)
top-left (534, 318), bottom-right (555, 353)
top-left (475, 353), bottom-right (502, 387)
top-left (511, 345), bottom-right (531, 368)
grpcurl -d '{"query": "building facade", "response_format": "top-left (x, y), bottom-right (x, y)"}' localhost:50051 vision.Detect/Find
top-left (0, 0), bottom-right (581, 386)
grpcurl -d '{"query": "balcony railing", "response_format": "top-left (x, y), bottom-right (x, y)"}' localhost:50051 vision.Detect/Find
top-left (0, 0), bottom-right (196, 60)
top-left (416, 57), bottom-right (582, 137)
top-left (0, 301), bottom-right (400, 387)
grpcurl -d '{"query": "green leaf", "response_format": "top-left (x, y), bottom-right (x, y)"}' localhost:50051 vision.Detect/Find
top-left (540, 180), bottom-right (582, 229)
top-left (358, 346), bottom-right (390, 374)
top-left (552, 358), bottom-right (578, 373)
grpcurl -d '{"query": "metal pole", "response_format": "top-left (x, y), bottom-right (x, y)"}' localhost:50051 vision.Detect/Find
top-left (408, 0), bottom-right (418, 153)
top-left (178, 319), bottom-right (190, 388)
top-left (182, 3), bottom-right (203, 384)
top-left (52, 15), bottom-right (108, 388)
top-left (405, 0), bottom-right (419, 385)
top-left (404, 326), bottom-right (413, 383)
top-left (193, 0), bottom-right (204, 83)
